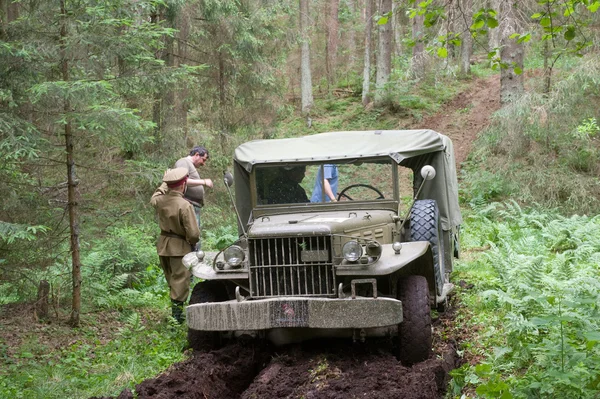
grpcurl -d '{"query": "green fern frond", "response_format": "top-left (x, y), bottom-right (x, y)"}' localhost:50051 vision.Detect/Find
top-left (108, 273), bottom-right (130, 291)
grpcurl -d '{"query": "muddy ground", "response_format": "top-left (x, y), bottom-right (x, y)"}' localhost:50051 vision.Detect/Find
top-left (94, 75), bottom-right (501, 399)
top-left (100, 307), bottom-right (460, 399)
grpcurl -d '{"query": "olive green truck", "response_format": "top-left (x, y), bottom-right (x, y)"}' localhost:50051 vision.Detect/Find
top-left (183, 129), bottom-right (462, 365)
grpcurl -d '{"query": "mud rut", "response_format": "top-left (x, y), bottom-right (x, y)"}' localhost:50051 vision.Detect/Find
top-left (99, 75), bottom-right (499, 399)
top-left (101, 307), bottom-right (460, 399)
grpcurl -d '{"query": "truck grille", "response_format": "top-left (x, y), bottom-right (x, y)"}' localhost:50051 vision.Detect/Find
top-left (248, 236), bottom-right (335, 298)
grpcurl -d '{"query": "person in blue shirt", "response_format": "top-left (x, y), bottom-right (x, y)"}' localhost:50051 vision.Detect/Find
top-left (311, 164), bottom-right (339, 203)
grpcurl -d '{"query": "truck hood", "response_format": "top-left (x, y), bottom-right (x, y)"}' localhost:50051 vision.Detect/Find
top-left (248, 210), bottom-right (396, 237)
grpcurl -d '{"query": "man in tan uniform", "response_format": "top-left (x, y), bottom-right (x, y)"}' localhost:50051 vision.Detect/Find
top-left (151, 167), bottom-right (200, 323)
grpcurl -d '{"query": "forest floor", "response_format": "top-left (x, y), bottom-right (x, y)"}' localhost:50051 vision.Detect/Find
top-left (94, 73), bottom-right (502, 399)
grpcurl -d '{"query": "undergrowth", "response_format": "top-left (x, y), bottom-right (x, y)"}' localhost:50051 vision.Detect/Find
top-left (450, 201), bottom-right (600, 398)
top-left (0, 223), bottom-right (191, 398)
top-left (0, 308), bottom-right (188, 398)
top-left (461, 54), bottom-right (600, 215)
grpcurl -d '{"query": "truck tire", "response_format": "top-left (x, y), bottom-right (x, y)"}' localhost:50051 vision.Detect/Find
top-left (397, 275), bottom-right (432, 366)
top-left (410, 199), bottom-right (445, 297)
top-left (188, 281), bottom-right (228, 351)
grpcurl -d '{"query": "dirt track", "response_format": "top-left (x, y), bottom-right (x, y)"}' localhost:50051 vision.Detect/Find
top-left (97, 308), bottom-right (460, 399)
top-left (98, 75), bottom-right (500, 399)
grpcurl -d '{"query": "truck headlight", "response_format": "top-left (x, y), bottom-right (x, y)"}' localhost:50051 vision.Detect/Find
top-left (224, 245), bottom-right (244, 267)
top-left (342, 241), bottom-right (363, 262)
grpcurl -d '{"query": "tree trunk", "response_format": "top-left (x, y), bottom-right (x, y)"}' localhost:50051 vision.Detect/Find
top-left (541, 0), bottom-right (553, 95)
top-left (36, 280), bottom-right (50, 321)
top-left (345, 0), bottom-right (357, 69)
top-left (362, 0), bottom-right (374, 106)
top-left (488, 0), bottom-right (501, 50)
top-left (411, 10), bottom-right (425, 78)
top-left (392, 1), bottom-right (405, 58)
top-left (0, 0), bottom-right (18, 39)
top-left (446, 0), bottom-right (457, 60)
top-left (374, 0), bottom-right (392, 104)
top-left (325, 0), bottom-right (340, 91)
top-left (60, 0), bottom-right (81, 328)
top-left (157, 6), bottom-right (178, 150)
top-left (543, 39), bottom-right (551, 94)
top-left (300, 0), bottom-right (314, 115)
top-left (459, 0), bottom-right (473, 75)
top-left (151, 9), bottom-right (164, 147)
top-left (499, 0), bottom-right (524, 103)
top-left (176, 10), bottom-right (190, 146)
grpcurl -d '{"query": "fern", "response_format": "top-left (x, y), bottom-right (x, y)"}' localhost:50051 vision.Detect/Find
top-left (455, 202), bottom-right (600, 398)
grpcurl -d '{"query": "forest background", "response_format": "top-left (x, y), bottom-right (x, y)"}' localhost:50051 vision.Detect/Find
top-left (1, 0), bottom-right (599, 398)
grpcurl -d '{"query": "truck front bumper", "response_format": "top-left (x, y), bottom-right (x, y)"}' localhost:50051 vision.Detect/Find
top-left (187, 296), bottom-right (403, 331)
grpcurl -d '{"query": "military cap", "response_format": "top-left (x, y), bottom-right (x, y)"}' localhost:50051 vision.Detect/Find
top-left (163, 167), bottom-right (189, 187)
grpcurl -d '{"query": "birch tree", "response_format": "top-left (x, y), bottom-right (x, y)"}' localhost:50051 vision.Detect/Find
top-left (326, 0), bottom-right (340, 90)
top-left (499, 0), bottom-right (524, 103)
top-left (362, 0), bottom-right (374, 105)
top-left (459, 0), bottom-right (474, 75)
top-left (300, 0), bottom-right (314, 115)
top-left (411, 8), bottom-right (425, 78)
top-left (375, 0), bottom-right (392, 104)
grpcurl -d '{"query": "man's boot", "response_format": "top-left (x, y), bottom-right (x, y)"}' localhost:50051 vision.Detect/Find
top-left (171, 300), bottom-right (185, 324)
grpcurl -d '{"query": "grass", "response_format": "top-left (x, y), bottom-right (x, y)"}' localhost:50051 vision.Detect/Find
top-left (0, 305), bottom-right (188, 398)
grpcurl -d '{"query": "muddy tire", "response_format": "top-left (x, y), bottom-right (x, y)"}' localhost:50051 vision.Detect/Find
top-left (188, 281), bottom-right (228, 351)
top-left (397, 275), bottom-right (432, 366)
top-left (410, 199), bottom-right (445, 297)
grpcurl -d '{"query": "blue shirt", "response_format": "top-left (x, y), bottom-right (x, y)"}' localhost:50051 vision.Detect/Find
top-left (310, 164), bottom-right (338, 202)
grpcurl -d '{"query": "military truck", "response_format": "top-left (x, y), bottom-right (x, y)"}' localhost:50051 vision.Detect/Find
top-left (183, 129), bottom-right (462, 365)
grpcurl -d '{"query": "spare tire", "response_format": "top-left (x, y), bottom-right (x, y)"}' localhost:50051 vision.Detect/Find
top-left (410, 199), bottom-right (445, 297)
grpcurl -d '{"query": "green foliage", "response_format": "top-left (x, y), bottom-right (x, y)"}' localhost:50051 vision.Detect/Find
top-left (531, 0), bottom-right (598, 57)
top-left (203, 224), bottom-right (238, 251)
top-left (0, 0), bottom-right (199, 310)
top-left (0, 308), bottom-right (188, 399)
top-left (80, 225), bottom-right (165, 310)
top-left (0, 220), bottom-right (185, 397)
top-left (0, 222), bottom-right (48, 245)
top-left (406, 0), bottom-right (598, 81)
top-left (574, 117), bottom-right (599, 140)
top-left (452, 203), bottom-right (600, 398)
top-left (84, 225), bottom-right (157, 275)
top-left (188, 0), bottom-right (291, 136)
top-left (461, 55), bottom-right (600, 214)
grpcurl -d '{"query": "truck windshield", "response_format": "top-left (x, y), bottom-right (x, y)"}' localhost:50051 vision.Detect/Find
top-left (255, 160), bottom-right (395, 205)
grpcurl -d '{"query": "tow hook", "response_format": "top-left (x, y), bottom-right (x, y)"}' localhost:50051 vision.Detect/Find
top-left (351, 278), bottom-right (378, 299)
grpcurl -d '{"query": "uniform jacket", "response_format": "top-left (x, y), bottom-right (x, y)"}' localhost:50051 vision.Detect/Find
top-left (151, 189), bottom-right (200, 256)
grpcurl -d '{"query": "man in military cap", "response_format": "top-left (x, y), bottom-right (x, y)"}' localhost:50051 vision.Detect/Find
top-left (150, 167), bottom-right (200, 323)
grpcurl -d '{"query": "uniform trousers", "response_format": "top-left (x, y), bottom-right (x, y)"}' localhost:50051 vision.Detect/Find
top-left (159, 255), bottom-right (191, 302)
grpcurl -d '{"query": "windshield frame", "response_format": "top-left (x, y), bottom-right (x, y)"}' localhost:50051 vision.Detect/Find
top-left (249, 157), bottom-right (400, 211)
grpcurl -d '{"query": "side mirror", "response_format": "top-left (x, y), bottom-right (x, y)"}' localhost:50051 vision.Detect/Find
top-left (222, 170), bottom-right (246, 236)
top-left (420, 165), bottom-right (436, 181)
top-left (223, 171), bottom-right (234, 187)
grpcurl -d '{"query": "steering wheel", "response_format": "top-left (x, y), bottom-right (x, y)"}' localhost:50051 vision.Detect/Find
top-left (337, 184), bottom-right (385, 201)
